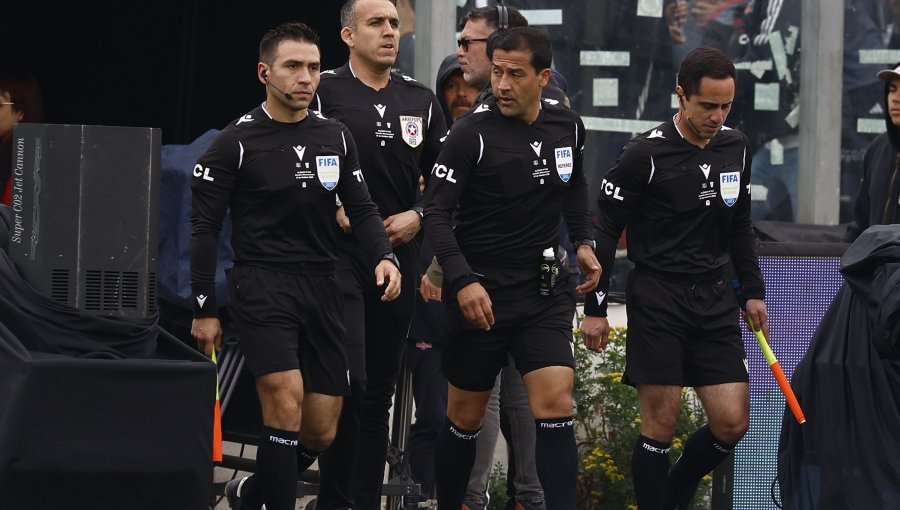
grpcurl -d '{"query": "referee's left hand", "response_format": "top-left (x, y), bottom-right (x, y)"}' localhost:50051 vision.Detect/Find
top-left (375, 259), bottom-right (402, 301)
top-left (384, 210), bottom-right (422, 247)
top-left (744, 298), bottom-right (769, 341)
top-left (457, 282), bottom-right (494, 331)
top-left (575, 245), bottom-right (601, 294)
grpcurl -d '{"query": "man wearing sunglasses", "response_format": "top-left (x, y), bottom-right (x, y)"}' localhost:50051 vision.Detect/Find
top-left (456, 6), bottom-right (528, 103)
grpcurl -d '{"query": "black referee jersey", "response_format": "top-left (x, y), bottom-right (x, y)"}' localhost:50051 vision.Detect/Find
top-left (313, 63), bottom-right (446, 219)
top-left (423, 95), bottom-right (593, 296)
top-left (190, 105), bottom-right (392, 317)
top-left (584, 118), bottom-right (764, 316)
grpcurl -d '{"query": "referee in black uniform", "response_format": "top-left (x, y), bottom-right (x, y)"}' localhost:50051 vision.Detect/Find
top-left (424, 27), bottom-right (601, 510)
top-left (311, 1), bottom-right (446, 509)
top-left (190, 22), bottom-right (401, 510)
top-left (581, 46), bottom-right (768, 510)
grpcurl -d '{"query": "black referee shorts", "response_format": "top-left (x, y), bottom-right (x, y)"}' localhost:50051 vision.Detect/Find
top-left (228, 265), bottom-right (350, 396)
top-left (442, 266), bottom-right (575, 392)
top-left (622, 269), bottom-right (748, 388)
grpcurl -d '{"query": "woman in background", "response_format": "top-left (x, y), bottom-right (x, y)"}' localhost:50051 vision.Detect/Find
top-left (0, 70), bottom-right (43, 206)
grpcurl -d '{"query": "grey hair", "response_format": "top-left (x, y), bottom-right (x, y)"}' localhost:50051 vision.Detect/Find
top-left (340, 0), bottom-right (360, 29)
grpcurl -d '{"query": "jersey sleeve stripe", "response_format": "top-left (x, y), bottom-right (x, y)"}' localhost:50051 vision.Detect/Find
top-left (238, 141), bottom-right (245, 169)
top-left (477, 133), bottom-right (485, 165)
top-left (648, 155), bottom-right (656, 184)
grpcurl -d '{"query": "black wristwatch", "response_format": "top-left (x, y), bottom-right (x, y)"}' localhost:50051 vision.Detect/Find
top-left (573, 239), bottom-right (596, 250)
top-left (381, 252), bottom-right (400, 270)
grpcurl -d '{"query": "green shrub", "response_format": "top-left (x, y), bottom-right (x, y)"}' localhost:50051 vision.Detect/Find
top-left (486, 461), bottom-right (510, 510)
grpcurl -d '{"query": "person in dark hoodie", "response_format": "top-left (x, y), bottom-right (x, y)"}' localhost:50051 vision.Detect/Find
top-left (436, 53), bottom-right (481, 128)
top-left (845, 61), bottom-right (900, 242)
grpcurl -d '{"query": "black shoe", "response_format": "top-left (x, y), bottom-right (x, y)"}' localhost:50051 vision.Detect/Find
top-left (225, 477), bottom-right (264, 510)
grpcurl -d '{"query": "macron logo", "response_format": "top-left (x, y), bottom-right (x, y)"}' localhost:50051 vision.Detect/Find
top-left (595, 291), bottom-right (607, 304)
top-left (236, 115), bottom-right (254, 125)
top-left (196, 295), bottom-right (208, 308)
top-left (293, 145), bottom-right (306, 161)
top-left (473, 104), bottom-right (490, 114)
top-left (648, 129), bottom-right (665, 139)
top-left (530, 141), bottom-right (543, 156)
top-left (642, 442), bottom-right (671, 454)
top-left (374, 104), bottom-right (387, 118)
top-left (269, 436), bottom-right (298, 447)
top-left (699, 163), bottom-right (711, 179)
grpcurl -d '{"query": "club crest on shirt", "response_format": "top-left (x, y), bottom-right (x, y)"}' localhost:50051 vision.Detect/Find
top-left (719, 171), bottom-right (740, 207)
top-left (555, 146), bottom-right (573, 183)
top-left (400, 115), bottom-right (424, 148)
top-left (316, 155), bottom-right (340, 191)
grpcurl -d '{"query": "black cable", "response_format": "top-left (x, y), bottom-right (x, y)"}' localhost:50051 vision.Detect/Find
top-left (770, 476), bottom-right (783, 509)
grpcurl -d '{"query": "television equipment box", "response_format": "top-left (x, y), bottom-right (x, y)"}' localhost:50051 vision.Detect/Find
top-left (7, 123), bottom-right (161, 318)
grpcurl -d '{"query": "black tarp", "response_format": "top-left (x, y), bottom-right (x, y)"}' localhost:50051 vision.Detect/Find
top-left (777, 224), bottom-right (900, 509)
top-left (0, 204), bottom-right (216, 509)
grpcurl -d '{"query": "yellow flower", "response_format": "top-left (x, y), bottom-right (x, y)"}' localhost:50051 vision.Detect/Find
top-left (603, 372), bottom-right (624, 383)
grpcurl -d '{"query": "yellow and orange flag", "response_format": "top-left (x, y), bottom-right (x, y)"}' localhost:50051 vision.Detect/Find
top-left (211, 349), bottom-right (223, 462)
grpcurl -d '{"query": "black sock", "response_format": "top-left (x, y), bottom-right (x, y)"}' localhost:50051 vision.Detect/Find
top-left (435, 417), bottom-right (480, 510)
top-left (534, 417), bottom-right (576, 510)
top-left (257, 426), bottom-right (299, 510)
top-left (663, 425), bottom-right (736, 509)
top-left (316, 391), bottom-right (360, 508)
top-left (632, 434), bottom-right (672, 510)
top-left (235, 474), bottom-right (263, 510)
top-left (296, 442), bottom-right (321, 474)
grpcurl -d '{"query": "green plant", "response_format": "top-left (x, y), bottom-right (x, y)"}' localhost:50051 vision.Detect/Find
top-left (573, 318), bottom-right (711, 509)
top-left (486, 461), bottom-right (510, 510)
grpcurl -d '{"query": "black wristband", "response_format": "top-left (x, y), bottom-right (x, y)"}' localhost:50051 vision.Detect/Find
top-left (583, 280), bottom-right (609, 317)
top-left (191, 284), bottom-right (218, 318)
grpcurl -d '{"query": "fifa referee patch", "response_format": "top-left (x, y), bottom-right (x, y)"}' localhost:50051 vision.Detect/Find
top-left (555, 146), bottom-right (573, 183)
top-left (316, 155), bottom-right (340, 190)
top-left (719, 171), bottom-right (740, 206)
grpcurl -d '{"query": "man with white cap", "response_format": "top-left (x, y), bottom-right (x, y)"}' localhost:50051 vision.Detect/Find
top-left (845, 61), bottom-right (900, 241)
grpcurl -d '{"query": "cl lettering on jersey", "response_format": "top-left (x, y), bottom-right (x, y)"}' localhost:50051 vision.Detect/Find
top-left (555, 146), bottom-right (573, 183)
top-left (193, 164), bottom-right (214, 182)
top-left (316, 156), bottom-right (340, 191)
top-left (353, 169), bottom-right (365, 182)
top-left (719, 171), bottom-right (740, 207)
top-left (431, 163), bottom-right (457, 183)
top-left (601, 178), bottom-right (624, 201)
